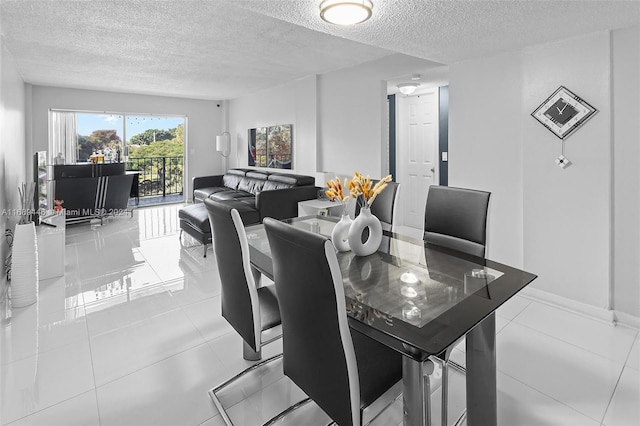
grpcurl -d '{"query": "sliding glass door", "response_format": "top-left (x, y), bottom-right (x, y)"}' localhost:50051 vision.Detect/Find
top-left (50, 110), bottom-right (186, 204)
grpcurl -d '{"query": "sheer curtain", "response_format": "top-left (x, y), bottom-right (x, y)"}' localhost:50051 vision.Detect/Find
top-left (49, 111), bottom-right (77, 164)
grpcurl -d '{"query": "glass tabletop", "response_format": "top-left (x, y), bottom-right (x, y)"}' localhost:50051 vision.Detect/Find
top-left (246, 215), bottom-right (537, 359)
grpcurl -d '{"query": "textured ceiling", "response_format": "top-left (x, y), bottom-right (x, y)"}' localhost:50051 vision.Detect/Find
top-left (0, 0), bottom-right (638, 101)
top-left (239, 0), bottom-right (640, 64)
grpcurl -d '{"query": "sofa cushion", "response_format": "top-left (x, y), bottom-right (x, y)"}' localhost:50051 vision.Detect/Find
top-left (223, 199), bottom-right (261, 225)
top-left (246, 171), bottom-right (270, 180)
top-left (223, 172), bottom-right (245, 190)
top-left (262, 180), bottom-right (290, 191)
top-left (227, 169), bottom-right (249, 176)
top-left (268, 173), bottom-right (314, 186)
top-left (210, 190), bottom-right (254, 201)
top-left (238, 177), bottom-right (266, 194)
top-left (194, 186), bottom-right (232, 201)
top-left (262, 173), bottom-right (314, 191)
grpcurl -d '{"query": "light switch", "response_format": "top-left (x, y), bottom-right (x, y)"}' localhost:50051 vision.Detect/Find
top-left (442, 152), bottom-right (448, 162)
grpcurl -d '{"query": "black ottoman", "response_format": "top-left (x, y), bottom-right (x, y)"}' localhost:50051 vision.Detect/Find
top-left (179, 200), bottom-right (261, 257)
top-left (179, 204), bottom-right (212, 257)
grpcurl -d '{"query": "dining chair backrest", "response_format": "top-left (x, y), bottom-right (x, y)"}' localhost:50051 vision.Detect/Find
top-left (204, 198), bottom-right (261, 352)
top-left (264, 218), bottom-right (360, 426)
top-left (423, 185), bottom-right (491, 258)
top-left (355, 180), bottom-right (400, 232)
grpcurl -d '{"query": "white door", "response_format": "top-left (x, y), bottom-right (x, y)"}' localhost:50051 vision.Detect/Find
top-left (396, 89), bottom-right (439, 229)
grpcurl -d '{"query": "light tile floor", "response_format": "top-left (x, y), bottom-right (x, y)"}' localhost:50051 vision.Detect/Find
top-left (1, 205), bottom-right (638, 426)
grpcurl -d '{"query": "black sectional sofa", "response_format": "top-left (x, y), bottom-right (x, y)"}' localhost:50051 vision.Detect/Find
top-left (179, 168), bottom-right (317, 256)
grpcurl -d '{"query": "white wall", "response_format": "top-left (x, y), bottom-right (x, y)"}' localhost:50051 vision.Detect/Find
top-left (449, 51), bottom-right (524, 269)
top-left (522, 32), bottom-right (611, 310)
top-left (227, 54), bottom-right (441, 180)
top-left (28, 86), bottom-right (223, 200)
top-left (0, 32), bottom-right (27, 296)
top-left (227, 75), bottom-right (318, 176)
top-left (318, 54), bottom-right (440, 179)
top-left (612, 26), bottom-right (640, 318)
top-left (449, 28), bottom-right (639, 321)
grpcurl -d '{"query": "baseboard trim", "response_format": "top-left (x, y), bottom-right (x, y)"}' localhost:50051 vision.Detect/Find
top-left (614, 311), bottom-right (640, 330)
top-left (520, 287), bottom-right (639, 330)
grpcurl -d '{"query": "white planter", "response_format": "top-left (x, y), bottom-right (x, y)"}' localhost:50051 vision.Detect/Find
top-left (331, 214), bottom-right (353, 252)
top-left (11, 222), bottom-right (39, 308)
top-left (348, 207), bottom-right (382, 257)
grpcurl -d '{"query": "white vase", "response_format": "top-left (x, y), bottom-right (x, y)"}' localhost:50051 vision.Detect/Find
top-left (11, 222), bottom-right (39, 308)
top-left (331, 214), bottom-right (353, 252)
top-left (348, 206), bottom-right (382, 257)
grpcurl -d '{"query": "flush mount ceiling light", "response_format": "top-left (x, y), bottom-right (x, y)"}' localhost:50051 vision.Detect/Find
top-left (319, 0), bottom-right (373, 25)
top-left (397, 83), bottom-right (420, 95)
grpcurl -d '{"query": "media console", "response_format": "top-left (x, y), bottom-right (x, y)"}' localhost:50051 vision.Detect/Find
top-left (53, 163), bottom-right (134, 224)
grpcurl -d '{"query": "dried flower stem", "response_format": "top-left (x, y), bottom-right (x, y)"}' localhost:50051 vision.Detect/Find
top-left (349, 172), bottom-right (392, 208)
top-left (18, 182), bottom-right (36, 224)
top-left (325, 177), bottom-right (352, 216)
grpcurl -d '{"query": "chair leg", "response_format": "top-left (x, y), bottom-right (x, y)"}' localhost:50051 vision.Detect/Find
top-left (424, 365), bottom-right (433, 426)
top-left (203, 243), bottom-right (207, 257)
top-left (432, 346), bottom-right (466, 426)
top-left (262, 397), bottom-right (313, 426)
top-left (209, 354), bottom-right (283, 426)
top-left (441, 361), bottom-right (449, 426)
top-left (243, 340), bottom-right (261, 361)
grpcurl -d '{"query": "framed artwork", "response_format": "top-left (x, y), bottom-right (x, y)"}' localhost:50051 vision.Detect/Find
top-left (248, 124), bottom-right (292, 169)
top-left (531, 86), bottom-right (597, 140)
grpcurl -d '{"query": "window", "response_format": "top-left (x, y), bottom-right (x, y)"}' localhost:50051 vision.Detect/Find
top-left (49, 110), bottom-right (186, 199)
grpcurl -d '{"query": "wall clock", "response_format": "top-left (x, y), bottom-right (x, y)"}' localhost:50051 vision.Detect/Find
top-left (531, 86), bottom-right (597, 140)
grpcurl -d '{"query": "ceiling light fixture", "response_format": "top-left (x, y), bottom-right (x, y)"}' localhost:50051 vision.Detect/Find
top-left (397, 83), bottom-right (420, 95)
top-left (319, 0), bottom-right (373, 25)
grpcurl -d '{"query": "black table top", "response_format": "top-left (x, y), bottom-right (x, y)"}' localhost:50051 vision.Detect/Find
top-left (246, 216), bottom-right (537, 361)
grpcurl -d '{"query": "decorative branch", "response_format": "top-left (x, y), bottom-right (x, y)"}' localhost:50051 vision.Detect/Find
top-left (17, 182), bottom-right (36, 224)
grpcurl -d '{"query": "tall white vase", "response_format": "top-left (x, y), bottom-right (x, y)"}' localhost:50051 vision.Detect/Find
top-left (348, 206), bottom-right (382, 257)
top-left (11, 222), bottom-right (39, 308)
top-left (331, 214), bottom-right (353, 252)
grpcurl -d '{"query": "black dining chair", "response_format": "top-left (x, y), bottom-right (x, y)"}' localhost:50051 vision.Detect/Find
top-left (423, 184), bottom-right (491, 426)
top-left (204, 199), bottom-right (283, 425)
top-left (263, 218), bottom-right (403, 426)
top-left (355, 180), bottom-right (400, 232)
top-left (423, 185), bottom-right (491, 257)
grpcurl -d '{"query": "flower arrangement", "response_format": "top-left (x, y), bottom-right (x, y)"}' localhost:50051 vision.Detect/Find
top-left (348, 172), bottom-right (392, 209)
top-left (325, 177), bottom-right (352, 216)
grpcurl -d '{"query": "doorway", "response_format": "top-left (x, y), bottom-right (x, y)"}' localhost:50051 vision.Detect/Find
top-left (395, 88), bottom-right (440, 229)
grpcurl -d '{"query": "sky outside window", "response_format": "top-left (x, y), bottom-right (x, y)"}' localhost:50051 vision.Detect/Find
top-left (76, 114), bottom-right (184, 142)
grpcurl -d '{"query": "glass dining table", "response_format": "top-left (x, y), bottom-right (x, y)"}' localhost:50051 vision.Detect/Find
top-left (245, 215), bottom-right (537, 426)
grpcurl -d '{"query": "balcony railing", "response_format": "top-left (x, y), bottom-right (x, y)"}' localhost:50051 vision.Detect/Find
top-left (126, 156), bottom-right (184, 198)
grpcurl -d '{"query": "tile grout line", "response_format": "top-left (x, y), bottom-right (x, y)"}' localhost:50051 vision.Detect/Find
top-left (497, 369), bottom-right (605, 425)
top-left (82, 297), bottom-right (103, 426)
top-left (599, 363), bottom-right (629, 426)
top-left (509, 302), bottom-right (635, 366)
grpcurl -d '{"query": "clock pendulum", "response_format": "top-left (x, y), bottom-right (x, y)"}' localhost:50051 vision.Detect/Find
top-left (555, 140), bottom-right (571, 169)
